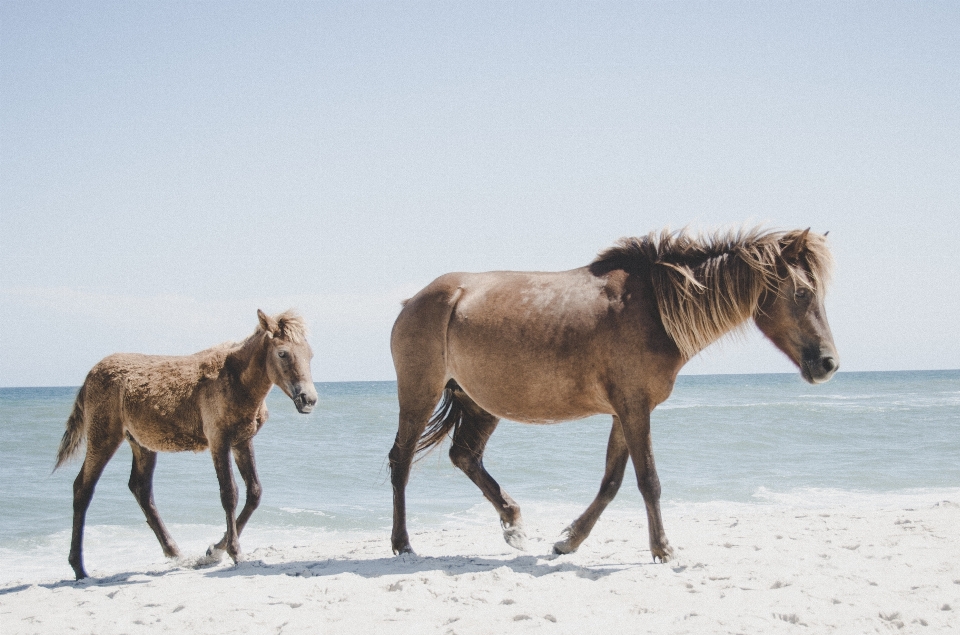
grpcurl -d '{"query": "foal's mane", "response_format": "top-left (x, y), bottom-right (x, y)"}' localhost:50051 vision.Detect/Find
top-left (592, 227), bottom-right (833, 359)
top-left (256, 309), bottom-right (309, 344)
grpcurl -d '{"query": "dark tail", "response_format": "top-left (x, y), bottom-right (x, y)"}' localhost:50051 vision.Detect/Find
top-left (55, 383), bottom-right (87, 470)
top-left (416, 379), bottom-right (466, 457)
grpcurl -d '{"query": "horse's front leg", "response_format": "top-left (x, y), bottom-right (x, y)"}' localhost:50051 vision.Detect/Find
top-left (617, 404), bottom-right (674, 562)
top-left (208, 436), bottom-right (241, 563)
top-left (554, 416), bottom-right (629, 554)
top-left (212, 439), bottom-right (261, 552)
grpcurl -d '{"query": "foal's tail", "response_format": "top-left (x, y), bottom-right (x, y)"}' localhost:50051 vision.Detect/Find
top-left (55, 383), bottom-right (88, 470)
top-left (416, 379), bottom-right (466, 457)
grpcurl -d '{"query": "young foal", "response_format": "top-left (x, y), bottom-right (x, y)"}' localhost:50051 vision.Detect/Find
top-left (55, 309), bottom-right (317, 580)
top-left (389, 228), bottom-right (838, 561)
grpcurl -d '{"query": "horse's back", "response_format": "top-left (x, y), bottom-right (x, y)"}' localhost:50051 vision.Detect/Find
top-left (393, 268), bottom-right (628, 421)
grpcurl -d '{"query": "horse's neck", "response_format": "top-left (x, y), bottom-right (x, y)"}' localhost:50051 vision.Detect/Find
top-left (653, 260), bottom-right (763, 361)
top-left (227, 334), bottom-right (274, 404)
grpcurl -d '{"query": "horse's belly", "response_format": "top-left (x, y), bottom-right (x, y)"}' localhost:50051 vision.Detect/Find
top-left (470, 384), bottom-right (611, 423)
top-left (447, 326), bottom-right (612, 422)
top-left (124, 414), bottom-right (208, 453)
top-left (449, 352), bottom-right (612, 423)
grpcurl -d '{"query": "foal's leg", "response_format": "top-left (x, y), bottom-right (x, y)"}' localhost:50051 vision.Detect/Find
top-left (617, 405), bottom-right (673, 562)
top-left (208, 435), bottom-right (241, 563)
top-left (127, 438), bottom-right (180, 559)
top-left (553, 416), bottom-right (629, 554)
top-left (68, 425), bottom-right (123, 580)
top-left (448, 406), bottom-right (526, 549)
top-left (212, 439), bottom-right (261, 551)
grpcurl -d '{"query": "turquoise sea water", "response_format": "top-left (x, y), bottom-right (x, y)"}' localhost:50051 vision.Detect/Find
top-left (1, 370), bottom-right (958, 582)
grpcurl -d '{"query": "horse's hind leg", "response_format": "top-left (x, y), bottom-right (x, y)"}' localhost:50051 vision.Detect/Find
top-left (212, 439), bottom-right (261, 552)
top-left (388, 394), bottom-right (438, 555)
top-left (127, 437), bottom-right (180, 559)
top-left (554, 416), bottom-right (629, 554)
top-left (69, 424), bottom-right (123, 579)
top-left (389, 280), bottom-right (463, 555)
top-left (448, 398), bottom-right (525, 550)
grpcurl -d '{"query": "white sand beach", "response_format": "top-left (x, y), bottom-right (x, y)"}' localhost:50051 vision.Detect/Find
top-left (2, 500), bottom-right (958, 634)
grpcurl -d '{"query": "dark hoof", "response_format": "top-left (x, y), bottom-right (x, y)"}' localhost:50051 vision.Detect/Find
top-left (225, 544), bottom-right (242, 563)
top-left (69, 557), bottom-right (87, 580)
top-left (205, 545), bottom-right (227, 561)
top-left (652, 544), bottom-right (675, 563)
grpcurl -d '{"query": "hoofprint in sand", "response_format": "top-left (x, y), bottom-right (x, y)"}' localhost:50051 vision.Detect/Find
top-left (2, 501), bottom-right (958, 635)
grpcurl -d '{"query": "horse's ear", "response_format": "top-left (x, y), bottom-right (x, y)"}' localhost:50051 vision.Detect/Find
top-left (257, 309), bottom-right (278, 337)
top-left (782, 228), bottom-right (810, 261)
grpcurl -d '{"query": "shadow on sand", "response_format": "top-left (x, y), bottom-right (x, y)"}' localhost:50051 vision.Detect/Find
top-left (204, 552), bottom-right (653, 582)
top-left (0, 552), bottom-right (656, 594)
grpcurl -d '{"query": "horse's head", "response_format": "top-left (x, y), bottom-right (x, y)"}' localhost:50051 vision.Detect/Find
top-left (257, 309), bottom-right (318, 413)
top-left (753, 230), bottom-right (839, 384)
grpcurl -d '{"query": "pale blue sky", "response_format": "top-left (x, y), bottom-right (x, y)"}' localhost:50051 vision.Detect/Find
top-left (2, 2), bottom-right (958, 386)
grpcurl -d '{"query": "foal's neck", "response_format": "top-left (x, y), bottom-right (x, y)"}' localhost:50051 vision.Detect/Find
top-left (228, 333), bottom-right (274, 405)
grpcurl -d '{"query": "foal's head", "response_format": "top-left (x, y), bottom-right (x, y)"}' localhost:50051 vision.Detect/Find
top-left (257, 309), bottom-right (318, 413)
top-left (754, 230), bottom-right (839, 384)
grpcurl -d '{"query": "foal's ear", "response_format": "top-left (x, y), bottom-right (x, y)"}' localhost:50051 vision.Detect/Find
top-left (257, 309), bottom-right (278, 336)
top-left (782, 228), bottom-right (811, 261)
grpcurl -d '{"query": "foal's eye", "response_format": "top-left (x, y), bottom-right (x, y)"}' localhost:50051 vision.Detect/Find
top-left (795, 288), bottom-right (809, 300)
top-left (278, 350), bottom-right (287, 358)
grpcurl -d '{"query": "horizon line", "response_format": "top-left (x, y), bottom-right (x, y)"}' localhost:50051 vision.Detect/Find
top-left (2, 368), bottom-right (958, 391)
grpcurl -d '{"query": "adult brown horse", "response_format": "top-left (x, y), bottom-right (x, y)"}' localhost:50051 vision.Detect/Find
top-left (388, 228), bottom-right (837, 562)
top-left (55, 309), bottom-right (317, 580)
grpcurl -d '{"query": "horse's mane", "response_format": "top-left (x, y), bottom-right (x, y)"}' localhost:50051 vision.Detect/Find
top-left (592, 227), bottom-right (833, 359)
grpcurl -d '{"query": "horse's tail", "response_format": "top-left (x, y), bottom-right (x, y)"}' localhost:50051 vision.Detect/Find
top-left (416, 379), bottom-right (466, 457)
top-left (55, 383), bottom-right (88, 470)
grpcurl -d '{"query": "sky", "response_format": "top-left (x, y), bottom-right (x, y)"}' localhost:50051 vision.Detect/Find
top-left (1, 2), bottom-right (958, 387)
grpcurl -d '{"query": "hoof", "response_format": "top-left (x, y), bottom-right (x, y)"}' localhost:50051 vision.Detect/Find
top-left (552, 539), bottom-right (576, 555)
top-left (652, 544), bottom-right (675, 563)
top-left (69, 555), bottom-right (87, 581)
top-left (211, 540), bottom-right (241, 564)
top-left (552, 525), bottom-right (579, 555)
top-left (503, 524), bottom-right (527, 551)
top-left (396, 550), bottom-right (419, 563)
top-left (183, 548), bottom-right (226, 570)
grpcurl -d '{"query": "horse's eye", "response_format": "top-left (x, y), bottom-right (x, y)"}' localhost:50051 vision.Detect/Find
top-left (278, 350), bottom-right (287, 358)
top-left (795, 288), bottom-right (809, 300)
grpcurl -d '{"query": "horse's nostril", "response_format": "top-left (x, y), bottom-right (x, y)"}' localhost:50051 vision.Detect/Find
top-left (822, 357), bottom-right (837, 373)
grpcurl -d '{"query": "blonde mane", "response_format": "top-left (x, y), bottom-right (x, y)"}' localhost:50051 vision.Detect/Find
top-left (272, 309), bottom-right (309, 343)
top-left (592, 227), bottom-right (833, 360)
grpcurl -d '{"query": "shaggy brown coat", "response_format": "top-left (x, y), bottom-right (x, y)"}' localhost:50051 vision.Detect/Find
top-left (56, 309), bottom-right (317, 580)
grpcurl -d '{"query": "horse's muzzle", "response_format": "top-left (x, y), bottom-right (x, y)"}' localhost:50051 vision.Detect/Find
top-left (801, 355), bottom-right (839, 384)
top-left (293, 391), bottom-right (317, 414)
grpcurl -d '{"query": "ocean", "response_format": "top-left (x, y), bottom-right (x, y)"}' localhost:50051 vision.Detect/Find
top-left (1, 370), bottom-right (958, 584)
